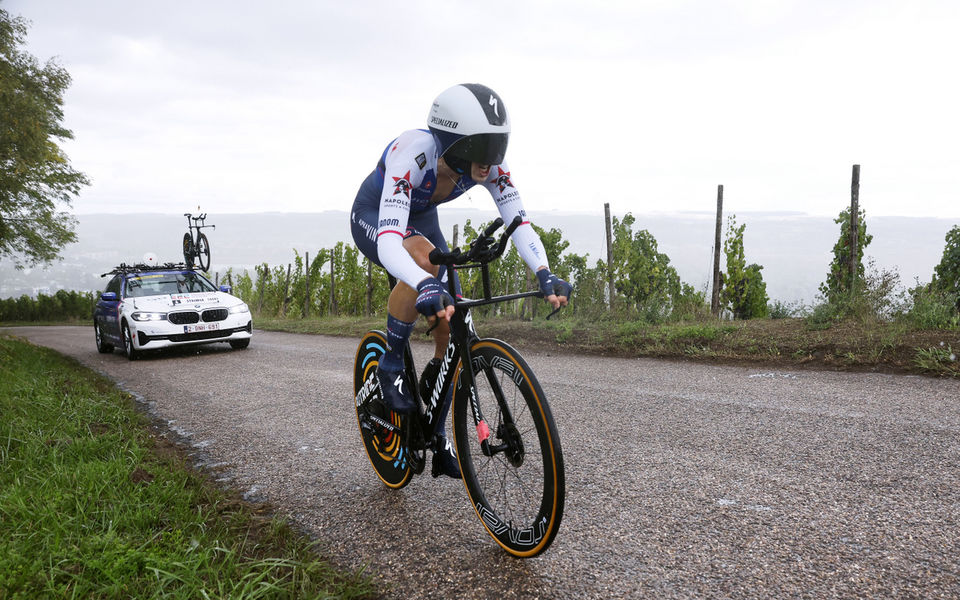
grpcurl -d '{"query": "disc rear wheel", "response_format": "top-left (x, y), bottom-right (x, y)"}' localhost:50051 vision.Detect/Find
top-left (353, 331), bottom-right (414, 489)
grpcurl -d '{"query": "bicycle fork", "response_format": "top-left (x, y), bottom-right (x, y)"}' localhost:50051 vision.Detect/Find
top-left (449, 312), bottom-right (522, 462)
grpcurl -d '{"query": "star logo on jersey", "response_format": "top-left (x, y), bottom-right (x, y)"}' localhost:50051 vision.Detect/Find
top-left (392, 171), bottom-right (412, 199)
top-left (489, 167), bottom-right (514, 193)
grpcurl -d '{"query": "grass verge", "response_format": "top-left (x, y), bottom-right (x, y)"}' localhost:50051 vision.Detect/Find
top-left (0, 335), bottom-right (377, 599)
top-left (250, 313), bottom-right (960, 377)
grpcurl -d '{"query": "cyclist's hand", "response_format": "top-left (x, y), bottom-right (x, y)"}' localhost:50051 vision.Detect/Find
top-left (536, 268), bottom-right (572, 310)
top-left (415, 277), bottom-right (455, 322)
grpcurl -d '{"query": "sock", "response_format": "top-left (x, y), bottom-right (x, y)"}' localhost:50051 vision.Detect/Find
top-left (379, 314), bottom-right (415, 372)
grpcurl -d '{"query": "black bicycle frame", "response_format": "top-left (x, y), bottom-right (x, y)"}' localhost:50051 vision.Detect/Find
top-left (424, 262), bottom-right (544, 457)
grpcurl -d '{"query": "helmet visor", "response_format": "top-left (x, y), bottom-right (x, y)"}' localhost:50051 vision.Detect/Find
top-left (444, 133), bottom-right (509, 166)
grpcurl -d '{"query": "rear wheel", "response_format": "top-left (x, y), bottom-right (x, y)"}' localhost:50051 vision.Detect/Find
top-left (353, 330), bottom-right (414, 489)
top-left (94, 320), bottom-right (114, 354)
top-left (182, 233), bottom-right (194, 268)
top-left (196, 233), bottom-right (211, 271)
top-left (453, 338), bottom-right (565, 558)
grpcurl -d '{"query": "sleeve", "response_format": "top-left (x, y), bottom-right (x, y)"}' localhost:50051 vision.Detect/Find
top-left (483, 163), bottom-right (550, 272)
top-left (375, 135), bottom-right (434, 289)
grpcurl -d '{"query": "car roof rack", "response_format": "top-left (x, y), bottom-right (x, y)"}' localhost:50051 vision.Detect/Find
top-left (100, 262), bottom-right (190, 277)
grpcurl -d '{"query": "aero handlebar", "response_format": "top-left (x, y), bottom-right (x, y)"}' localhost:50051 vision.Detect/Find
top-left (428, 215), bottom-right (522, 268)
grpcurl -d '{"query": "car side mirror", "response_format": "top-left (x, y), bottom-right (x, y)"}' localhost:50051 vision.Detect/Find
top-left (219, 285), bottom-right (232, 294)
top-left (100, 292), bottom-right (118, 302)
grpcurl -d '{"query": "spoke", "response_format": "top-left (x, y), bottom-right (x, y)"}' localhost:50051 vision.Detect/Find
top-left (469, 364), bottom-right (546, 528)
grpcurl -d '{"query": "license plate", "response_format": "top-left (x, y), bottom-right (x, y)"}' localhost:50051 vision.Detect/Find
top-left (184, 323), bottom-right (220, 333)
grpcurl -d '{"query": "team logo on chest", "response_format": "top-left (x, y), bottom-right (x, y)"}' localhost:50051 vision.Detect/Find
top-left (489, 166), bottom-right (514, 193)
top-left (392, 171), bottom-right (412, 199)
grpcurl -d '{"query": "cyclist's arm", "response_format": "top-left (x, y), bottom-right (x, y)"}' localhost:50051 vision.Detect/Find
top-left (375, 137), bottom-right (434, 290)
top-left (484, 163), bottom-right (550, 273)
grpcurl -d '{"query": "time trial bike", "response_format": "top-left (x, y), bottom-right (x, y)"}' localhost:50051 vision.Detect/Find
top-left (182, 212), bottom-right (215, 271)
top-left (353, 216), bottom-right (565, 558)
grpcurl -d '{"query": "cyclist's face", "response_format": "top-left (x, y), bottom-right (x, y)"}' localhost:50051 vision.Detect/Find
top-left (471, 163), bottom-right (490, 182)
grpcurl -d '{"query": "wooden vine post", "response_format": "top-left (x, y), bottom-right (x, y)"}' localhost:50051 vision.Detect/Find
top-left (711, 185), bottom-right (723, 317)
top-left (304, 251), bottom-right (311, 318)
top-left (329, 252), bottom-right (338, 315)
top-left (849, 164), bottom-right (860, 294)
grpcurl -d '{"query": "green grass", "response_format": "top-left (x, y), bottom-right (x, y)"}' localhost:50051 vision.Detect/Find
top-left (913, 344), bottom-right (960, 376)
top-left (0, 335), bottom-right (377, 599)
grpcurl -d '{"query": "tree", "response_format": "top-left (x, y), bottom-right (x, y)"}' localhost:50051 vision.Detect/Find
top-left (1, 10), bottom-right (89, 268)
top-left (819, 206), bottom-right (872, 304)
top-left (720, 215), bottom-right (768, 319)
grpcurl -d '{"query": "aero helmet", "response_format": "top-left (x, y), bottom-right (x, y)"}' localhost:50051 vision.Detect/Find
top-left (428, 83), bottom-right (510, 174)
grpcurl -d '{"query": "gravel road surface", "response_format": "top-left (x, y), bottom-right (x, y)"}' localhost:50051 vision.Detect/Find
top-left (4, 326), bottom-right (960, 599)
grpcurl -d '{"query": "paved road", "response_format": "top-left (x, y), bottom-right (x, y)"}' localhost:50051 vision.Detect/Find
top-left (4, 326), bottom-right (960, 599)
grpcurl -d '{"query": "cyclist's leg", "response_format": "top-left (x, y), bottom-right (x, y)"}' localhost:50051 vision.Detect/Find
top-left (351, 202), bottom-right (448, 412)
top-left (402, 210), bottom-right (461, 478)
top-left (351, 203), bottom-right (418, 412)
top-left (408, 207), bottom-right (461, 359)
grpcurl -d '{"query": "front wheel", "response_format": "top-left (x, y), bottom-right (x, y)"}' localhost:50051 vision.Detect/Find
top-left (453, 339), bottom-right (565, 558)
top-left (196, 232), bottom-right (210, 271)
top-left (121, 321), bottom-right (139, 361)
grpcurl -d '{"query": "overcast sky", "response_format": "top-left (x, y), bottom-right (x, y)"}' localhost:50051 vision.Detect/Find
top-left (7, 0), bottom-right (960, 219)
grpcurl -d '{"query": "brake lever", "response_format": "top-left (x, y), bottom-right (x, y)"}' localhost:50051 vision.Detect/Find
top-left (546, 306), bottom-right (563, 320)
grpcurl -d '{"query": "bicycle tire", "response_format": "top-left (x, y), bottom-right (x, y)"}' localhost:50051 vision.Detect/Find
top-left (196, 232), bottom-right (211, 271)
top-left (353, 330), bottom-right (414, 489)
top-left (452, 338), bottom-right (565, 557)
top-left (182, 233), bottom-right (194, 268)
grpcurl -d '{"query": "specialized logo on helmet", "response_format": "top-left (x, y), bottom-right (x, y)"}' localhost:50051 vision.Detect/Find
top-left (461, 83), bottom-right (507, 126)
top-left (430, 116), bottom-right (459, 129)
top-left (392, 171), bottom-right (412, 199)
top-left (489, 166), bottom-right (514, 192)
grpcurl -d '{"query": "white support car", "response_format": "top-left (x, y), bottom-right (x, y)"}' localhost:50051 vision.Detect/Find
top-left (93, 262), bottom-right (252, 360)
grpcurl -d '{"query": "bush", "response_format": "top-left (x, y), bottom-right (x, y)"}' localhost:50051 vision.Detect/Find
top-left (903, 285), bottom-right (960, 330)
top-left (805, 301), bottom-right (842, 330)
top-left (720, 216), bottom-right (769, 319)
top-left (768, 300), bottom-right (805, 319)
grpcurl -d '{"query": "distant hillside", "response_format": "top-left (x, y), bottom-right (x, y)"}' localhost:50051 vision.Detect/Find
top-left (1, 210), bottom-right (955, 306)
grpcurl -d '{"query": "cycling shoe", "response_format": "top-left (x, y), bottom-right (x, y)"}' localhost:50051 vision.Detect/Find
top-left (432, 435), bottom-right (462, 479)
top-left (376, 366), bottom-right (415, 414)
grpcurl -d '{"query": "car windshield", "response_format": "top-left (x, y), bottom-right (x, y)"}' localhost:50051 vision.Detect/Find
top-left (124, 272), bottom-right (217, 298)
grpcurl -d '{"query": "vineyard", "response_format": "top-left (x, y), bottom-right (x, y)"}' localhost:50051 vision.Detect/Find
top-left (2, 213), bottom-right (959, 340)
top-left (211, 215), bottom-right (706, 324)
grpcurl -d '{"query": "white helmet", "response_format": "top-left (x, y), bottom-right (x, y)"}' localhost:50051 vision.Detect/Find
top-left (428, 83), bottom-right (510, 174)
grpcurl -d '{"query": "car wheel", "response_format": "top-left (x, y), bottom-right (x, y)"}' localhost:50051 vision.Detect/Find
top-left (229, 338), bottom-right (250, 350)
top-left (122, 321), bottom-right (139, 361)
top-left (95, 320), bottom-right (114, 354)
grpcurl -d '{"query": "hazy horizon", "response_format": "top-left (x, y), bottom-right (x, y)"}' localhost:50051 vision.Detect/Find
top-left (3, 210), bottom-right (955, 309)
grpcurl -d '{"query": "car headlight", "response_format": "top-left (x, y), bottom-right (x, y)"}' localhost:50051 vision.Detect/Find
top-left (228, 303), bottom-right (250, 314)
top-left (131, 311), bottom-right (167, 322)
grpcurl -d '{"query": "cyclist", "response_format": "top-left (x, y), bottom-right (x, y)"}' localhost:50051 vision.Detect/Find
top-left (350, 83), bottom-right (572, 478)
